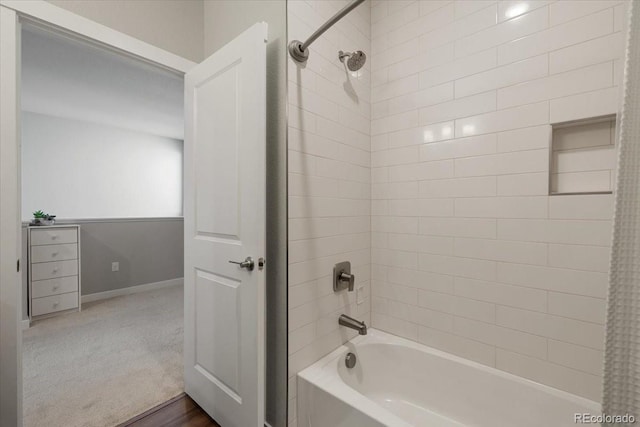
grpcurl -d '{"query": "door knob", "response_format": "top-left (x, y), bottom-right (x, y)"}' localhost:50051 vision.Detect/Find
top-left (229, 257), bottom-right (255, 271)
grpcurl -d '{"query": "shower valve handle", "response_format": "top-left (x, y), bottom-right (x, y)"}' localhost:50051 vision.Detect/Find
top-left (339, 271), bottom-right (355, 292)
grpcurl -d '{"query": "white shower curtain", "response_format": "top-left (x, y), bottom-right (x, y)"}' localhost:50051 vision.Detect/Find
top-left (603, 0), bottom-right (640, 423)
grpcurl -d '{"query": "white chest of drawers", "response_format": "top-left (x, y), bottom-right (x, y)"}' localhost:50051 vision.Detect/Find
top-left (28, 225), bottom-right (81, 320)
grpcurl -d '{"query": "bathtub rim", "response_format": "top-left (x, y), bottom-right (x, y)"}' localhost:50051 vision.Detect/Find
top-left (297, 328), bottom-right (600, 426)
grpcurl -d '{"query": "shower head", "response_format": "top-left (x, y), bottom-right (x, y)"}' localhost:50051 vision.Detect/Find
top-left (339, 50), bottom-right (367, 71)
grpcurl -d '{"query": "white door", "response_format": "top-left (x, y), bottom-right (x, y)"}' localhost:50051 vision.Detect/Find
top-left (183, 22), bottom-right (267, 427)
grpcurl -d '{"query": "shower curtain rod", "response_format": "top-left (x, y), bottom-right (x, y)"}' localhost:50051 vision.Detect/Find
top-left (288, 0), bottom-right (366, 63)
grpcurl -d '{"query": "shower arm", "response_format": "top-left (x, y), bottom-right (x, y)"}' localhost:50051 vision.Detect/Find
top-left (289, 0), bottom-right (365, 63)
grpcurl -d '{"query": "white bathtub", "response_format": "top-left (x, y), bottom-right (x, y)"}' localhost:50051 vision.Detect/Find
top-left (297, 329), bottom-right (600, 427)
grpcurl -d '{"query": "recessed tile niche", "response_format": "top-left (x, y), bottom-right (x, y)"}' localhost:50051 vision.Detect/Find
top-left (550, 115), bottom-right (617, 195)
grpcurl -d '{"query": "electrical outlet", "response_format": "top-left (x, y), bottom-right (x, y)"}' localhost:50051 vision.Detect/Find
top-left (111, 262), bottom-right (119, 272)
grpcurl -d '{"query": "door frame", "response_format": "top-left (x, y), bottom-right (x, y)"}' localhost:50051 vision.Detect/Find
top-left (0, 2), bottom-right (195, 425)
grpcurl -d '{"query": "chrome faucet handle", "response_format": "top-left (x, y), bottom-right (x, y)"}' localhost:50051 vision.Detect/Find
top-left (339, 271), bottom-right (355, 291)
top-left (334, 261), bottom-right (355, 292)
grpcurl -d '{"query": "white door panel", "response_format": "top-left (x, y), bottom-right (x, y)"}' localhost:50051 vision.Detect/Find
top-left (184, 22), bottom-right (267, 427)
top-left (194, 63), bottom-right (240, 237)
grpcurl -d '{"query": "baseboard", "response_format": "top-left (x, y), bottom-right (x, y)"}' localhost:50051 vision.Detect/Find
top-left (81, 278), bottom-right (183, 304)
top-left (21, 319), bottom-right (30, 330)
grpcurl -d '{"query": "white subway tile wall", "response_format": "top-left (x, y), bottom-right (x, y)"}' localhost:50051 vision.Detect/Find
top-left (369, 0), bottom-right (626, 403)
top-left (287, 1), bottom-right (371, 426)
top-left (288, 1), bottom-right (627, 422)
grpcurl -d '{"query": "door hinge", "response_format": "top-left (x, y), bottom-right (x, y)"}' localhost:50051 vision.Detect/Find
top-left (17, 259), bottom-right (20, 272)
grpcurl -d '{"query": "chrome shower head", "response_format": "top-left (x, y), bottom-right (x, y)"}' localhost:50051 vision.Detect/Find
top-left (339, 50), bottom-right (367, 71)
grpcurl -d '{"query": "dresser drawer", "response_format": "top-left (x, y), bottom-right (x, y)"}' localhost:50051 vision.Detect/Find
top-left (31, 276), bottom-right (78, 299)
top-left (31, 243), bottom-right (77, 263)
top-left (30, 228), bottom-right (77, 246)
top-left (31, 260), bottom-right (78, 281)
top-left (32, 292), bottom-right (78, 316)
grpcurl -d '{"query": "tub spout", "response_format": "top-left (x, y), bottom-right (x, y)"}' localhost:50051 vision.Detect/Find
top-left (339, 314), bottom-right (367, 335)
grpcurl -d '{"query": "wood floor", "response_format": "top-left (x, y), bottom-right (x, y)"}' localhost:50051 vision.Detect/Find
top-left (118, 393), bottom-right (221, 427)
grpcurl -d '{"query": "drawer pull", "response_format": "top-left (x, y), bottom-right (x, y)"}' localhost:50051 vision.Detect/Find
top-left (53, 302), bottom-right (59, 307)
top-left (53, 267), bottom-right (59, 273)
top-left (51, 252), bottom-right (58, 257)
top-left (52, 286), bottom-right (58, 291)
top-left (51, 234), bottom-right (58, 239)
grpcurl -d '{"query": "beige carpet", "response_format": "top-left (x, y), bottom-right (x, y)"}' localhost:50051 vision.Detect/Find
top-left (23, 284), bottom-right (184, 427)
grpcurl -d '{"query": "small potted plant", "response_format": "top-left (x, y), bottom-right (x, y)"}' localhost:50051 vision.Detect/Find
top-left (32, 210), bottom-right (56, 226)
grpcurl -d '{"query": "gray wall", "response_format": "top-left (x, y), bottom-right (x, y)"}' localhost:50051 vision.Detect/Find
top-left (23, 218), bottom-right (184, 319)
top-left (204, 3), bottom-right (288, 426)
top-left (204, 1), bottom-right (283, 56)
top-left (47, 0), bottom-right (204, 62)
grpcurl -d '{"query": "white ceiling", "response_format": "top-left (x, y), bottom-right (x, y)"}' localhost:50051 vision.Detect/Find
top-left (21, 25), bottom-right (184, 140)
